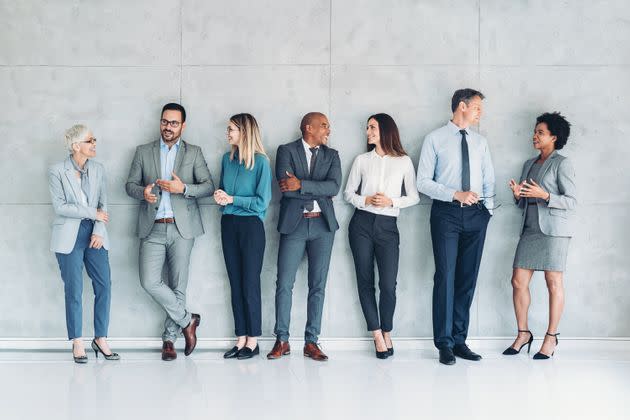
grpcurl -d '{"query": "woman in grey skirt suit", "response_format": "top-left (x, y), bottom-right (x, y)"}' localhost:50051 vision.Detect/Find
top-left (503, 112), bottom-right (576, 360)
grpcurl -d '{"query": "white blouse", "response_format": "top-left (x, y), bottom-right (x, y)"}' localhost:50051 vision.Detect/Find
top-left (344, 150), bottom-right (420, 217)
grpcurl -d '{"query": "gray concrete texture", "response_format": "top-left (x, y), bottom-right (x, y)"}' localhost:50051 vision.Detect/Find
top-left (1, 0), bottom-right (628, 339)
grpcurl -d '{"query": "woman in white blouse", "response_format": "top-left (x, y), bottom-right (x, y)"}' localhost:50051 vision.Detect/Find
top-left (344, 113), bottom-right (419, 359)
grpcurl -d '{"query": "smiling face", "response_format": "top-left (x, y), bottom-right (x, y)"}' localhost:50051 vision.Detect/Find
top-left (306, 114), bottom-right (331, 146)
top-left (532, 122), bottom-right (556, 151)
top-left (160, 109), bottom-right (185, 144)
top-left (73, 130), bottom-right (97, 159)
top-left (227, 121), bottom-right (241, 146)
top-left (366, 118), bottom-right (380, 147)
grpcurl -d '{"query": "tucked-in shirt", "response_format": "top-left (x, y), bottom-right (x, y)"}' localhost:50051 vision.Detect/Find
top-left (301, 139), bottom-right (322, 213)
top-left (344, 150), bottom-right (420, 217)
top-left (416, 121), bottom-right (495, 211)
top-left (219, 152), bottom-right (272, 221)
top-left (155, 137), bottom-right (180, 219)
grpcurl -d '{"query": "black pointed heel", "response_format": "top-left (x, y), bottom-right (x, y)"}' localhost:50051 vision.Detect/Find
top-left (533, 332), bottom-right (559, 360)
top-left (91, 339), bottom-right (120, 360)
top-left (503, 329), bottom-right (534, 355)
top-left (374, 341), bottom-right (389, 359)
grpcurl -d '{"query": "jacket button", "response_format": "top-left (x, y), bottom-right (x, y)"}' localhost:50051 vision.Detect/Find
top-left (154, 207), bottom-right (158, 210)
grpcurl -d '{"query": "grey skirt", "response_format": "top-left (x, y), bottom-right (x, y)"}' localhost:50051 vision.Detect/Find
top-left (513, 204), bottom-right (570, 272)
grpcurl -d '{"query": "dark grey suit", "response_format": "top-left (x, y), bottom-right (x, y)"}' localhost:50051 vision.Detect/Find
top-left (126, 139), bottom-right (214, 342)
top-left (273, 139), bottom-right (341, 343)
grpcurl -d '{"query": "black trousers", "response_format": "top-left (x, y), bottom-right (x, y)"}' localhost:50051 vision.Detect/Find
top-left (429, 201), bottom-right (490, 349)
top-left (348, 209), bottom-right (400, 332)
top-left (221, 215), bottom-right (265, 337)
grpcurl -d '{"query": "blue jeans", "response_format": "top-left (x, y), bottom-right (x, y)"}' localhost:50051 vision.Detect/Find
top-left (55, 219), bottom-right (111, 340)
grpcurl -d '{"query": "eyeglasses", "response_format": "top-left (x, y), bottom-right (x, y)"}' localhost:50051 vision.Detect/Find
top-left (80, 137), bottom-right (97, 145)
top-left (160, 119), bottom-right (181, 128)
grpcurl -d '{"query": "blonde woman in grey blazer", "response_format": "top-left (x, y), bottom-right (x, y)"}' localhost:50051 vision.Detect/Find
top-left (503, 112), bottom-right (576, 360)
top-left (49, 124), bottom-right (119, 363)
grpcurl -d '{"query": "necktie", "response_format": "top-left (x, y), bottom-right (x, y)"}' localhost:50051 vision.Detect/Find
top-left (460, 129), bottom-right (470, 192)
top-left (305, 147), bottom-right (318, 211)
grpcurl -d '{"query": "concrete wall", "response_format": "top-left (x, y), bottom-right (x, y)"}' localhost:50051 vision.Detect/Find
top-left (1, 0), bottom-right (628, 339)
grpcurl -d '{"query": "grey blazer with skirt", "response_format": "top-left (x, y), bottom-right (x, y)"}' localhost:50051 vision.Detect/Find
top-left (48, 157), bottom-right (109, 254)
top-left (516, 150), bottom-right (577, 237)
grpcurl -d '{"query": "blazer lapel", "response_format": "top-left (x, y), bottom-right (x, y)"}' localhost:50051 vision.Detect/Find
top-left (537, 150), bottom-right (558, 182)
top-left (521, 157), bottom-right (536, 183)
top-left (294, 139), bottom-right (309, 179)
top-left (152, 141), bottom-right (161, 179)
top-left (173, 140), bottom-right (186, 175)
top-left (63, 158), bottom-right (83, 202)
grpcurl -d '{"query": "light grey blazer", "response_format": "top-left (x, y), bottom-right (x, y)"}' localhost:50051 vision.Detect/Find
top-left (516, 151), bottom-right (577, 237)
top-left (125, 139), bottom-right (215, 239)
top-left (48, 157), bottom-right (109, 254)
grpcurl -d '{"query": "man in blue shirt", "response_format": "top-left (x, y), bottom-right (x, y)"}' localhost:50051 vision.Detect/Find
top-left (417, 89), bottom-right (495, 365)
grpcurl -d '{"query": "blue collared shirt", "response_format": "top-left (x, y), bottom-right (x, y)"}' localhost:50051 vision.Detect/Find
top-left (156, 137), bottom-right (180, 219)
top-left (416, 121), bottom-right (495, 211)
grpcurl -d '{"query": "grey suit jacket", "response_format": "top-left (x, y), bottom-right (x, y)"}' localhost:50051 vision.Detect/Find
top-left (125, 140), bottom-right (215, 239)
top-left (276, 139), bottom-right (342, 234)
top-left (516, 151), bottom-right (577, 237)
top-left (48, 157), bottom-right (109, 253)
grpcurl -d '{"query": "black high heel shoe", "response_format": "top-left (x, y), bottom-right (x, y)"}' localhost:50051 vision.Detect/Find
top-left (533, 332), bottom-right (559, 360)
top-left (502, 330), bottom-right (534, 355)
top-left (91, 339), bottom-right (120, 360)
top-left (374, 341), bottom-right (389, 359)
top-left (73, 342), bottom-right (88, 364)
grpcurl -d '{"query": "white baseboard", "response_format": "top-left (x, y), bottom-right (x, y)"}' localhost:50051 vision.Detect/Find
top-left (1, 336), bottom-right (629, 351)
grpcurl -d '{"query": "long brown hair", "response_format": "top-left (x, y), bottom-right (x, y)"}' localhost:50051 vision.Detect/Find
top-left (366, 113), bottom-right (407, 157)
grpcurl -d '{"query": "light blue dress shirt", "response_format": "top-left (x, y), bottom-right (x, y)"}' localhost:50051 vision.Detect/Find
top-left (156, 138), bottom-right (180, 219)
top-left (416, 121), bottom-right (495, 211)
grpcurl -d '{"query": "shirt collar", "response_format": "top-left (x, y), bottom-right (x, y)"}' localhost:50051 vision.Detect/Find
top-left (302, 138), bottom-right (319, 152)
top-left (447, 120), bottom-right (469, 136)
top-left (160, 137), bottom-right (181, 150)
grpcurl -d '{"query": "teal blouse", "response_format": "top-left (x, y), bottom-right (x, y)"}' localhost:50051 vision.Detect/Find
top-left (219, 152), bottom-right (272, 220)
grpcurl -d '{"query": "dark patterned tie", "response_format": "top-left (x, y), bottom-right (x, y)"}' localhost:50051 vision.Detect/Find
top-left (305, 147), bottom-right (318, 211)
top-left (460, 129), bottom-right (470, 192)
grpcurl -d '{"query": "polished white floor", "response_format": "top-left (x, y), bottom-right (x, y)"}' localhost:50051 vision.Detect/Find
top-left (1, 340), bottom-right (629, 420)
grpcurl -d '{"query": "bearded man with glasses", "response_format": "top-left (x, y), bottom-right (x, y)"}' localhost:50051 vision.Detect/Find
top-left (126, 102), bottom-right (215, 361)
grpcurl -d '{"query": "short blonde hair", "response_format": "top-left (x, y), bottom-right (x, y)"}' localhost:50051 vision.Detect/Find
top-left (229, 114), bottom-right (267, 170)
top-left (64, 124), bottom-right (90, 152)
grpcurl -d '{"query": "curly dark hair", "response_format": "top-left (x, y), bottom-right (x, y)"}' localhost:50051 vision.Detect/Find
top-left (536, 112), bottom-right (571, 150)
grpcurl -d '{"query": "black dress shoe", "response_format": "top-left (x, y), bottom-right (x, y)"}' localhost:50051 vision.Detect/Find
top-left (453, 344), bottom-right (482, 361)
top-left (439, 348), bottom-right (456, 365)
top-left (387, 347), bottom-right (394, 357)
top-left (237, 344), bottom-right (259, 360)
top-left (223, 346), bottom-right (242, 359)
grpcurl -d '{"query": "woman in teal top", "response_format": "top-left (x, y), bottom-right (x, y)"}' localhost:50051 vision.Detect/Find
top-left (214, 113), bottom-right (272, 360)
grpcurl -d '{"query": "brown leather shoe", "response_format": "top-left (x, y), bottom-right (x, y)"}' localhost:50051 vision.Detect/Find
top-left (162, 341), bottom-right (177, 361)
top-left (303, 342), bottom-right (328, 361)
top-left (266, 339), bottom-right (291, 359)
top-left (182, 313), bottom-right (201, 356)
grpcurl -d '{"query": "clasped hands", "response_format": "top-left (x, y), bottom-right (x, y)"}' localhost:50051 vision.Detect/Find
top-left (143, 172), bottom-right (186, 203)
top-left (509, 178), bottom-right (550, 201)
top-left (365, 192), bottom-right (393, 208)
top-left (214, 189), bottom-right (234, 206)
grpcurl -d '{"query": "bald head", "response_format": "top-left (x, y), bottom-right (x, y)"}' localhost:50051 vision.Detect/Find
top-left (299, 112), bottom-right (330, 146)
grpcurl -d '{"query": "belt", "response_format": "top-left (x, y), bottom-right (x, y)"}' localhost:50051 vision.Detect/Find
top-left (155, 218), bottom-right (175, 224)
top-left (440, 200), bottom-right (485, 208)
top-left (303, 212), bottom-right (321, 218)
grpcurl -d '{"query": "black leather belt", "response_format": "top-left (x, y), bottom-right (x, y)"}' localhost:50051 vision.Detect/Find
top-left (155, 218), bottom-right (176, 223)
